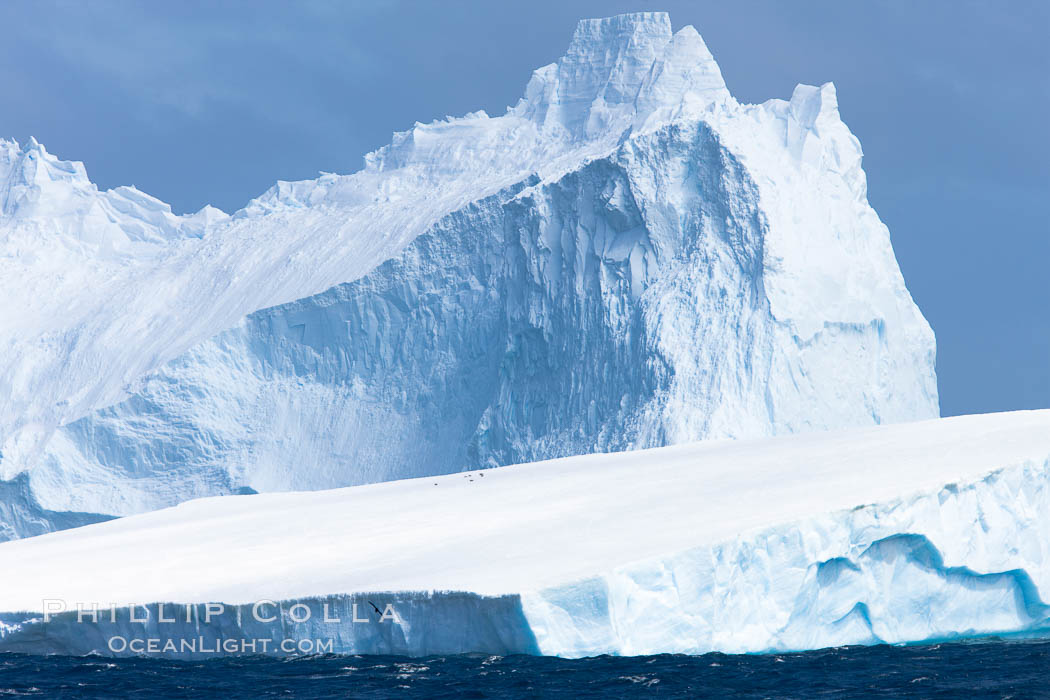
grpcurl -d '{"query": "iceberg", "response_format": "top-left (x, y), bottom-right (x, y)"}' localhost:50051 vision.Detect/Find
top-left (0, 410), bottom-right (1046, 657)
top-left (1, 12), bottom-right (937, 538)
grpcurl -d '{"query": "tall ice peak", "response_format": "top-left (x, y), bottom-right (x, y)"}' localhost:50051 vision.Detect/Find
top-left (513, 12), bottom-right (731, 139)
top-left (365, 13), bottom-right (732, 176)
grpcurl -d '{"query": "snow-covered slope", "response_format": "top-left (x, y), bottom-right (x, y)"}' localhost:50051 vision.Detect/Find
top-left (0, 12), bottom-right (936, 537)
top-left (0, 411), bottom-right (1046, 657)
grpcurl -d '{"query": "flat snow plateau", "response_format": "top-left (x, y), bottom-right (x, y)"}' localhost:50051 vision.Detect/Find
top-left (1, 410), bottom-right (1047, 657)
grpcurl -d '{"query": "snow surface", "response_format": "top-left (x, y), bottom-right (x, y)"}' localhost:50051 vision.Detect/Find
top-left (0, 410), bottom-right (1046, 657)
top-left (0, 12), bottom-right (937, 537)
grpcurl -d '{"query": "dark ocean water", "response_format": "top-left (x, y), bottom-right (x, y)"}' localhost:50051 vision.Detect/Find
top-left (1, 639), bottom-right (1047, 699)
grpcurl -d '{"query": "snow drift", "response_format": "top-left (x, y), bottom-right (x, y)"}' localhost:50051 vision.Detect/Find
top-left (0, 411), bottom-right (1046, 657)
top-left (0, 12), bottom-right (937, 538)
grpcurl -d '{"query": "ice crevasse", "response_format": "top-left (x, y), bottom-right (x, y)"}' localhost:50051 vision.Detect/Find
top-left (0, 13), bottom-right (937, 538)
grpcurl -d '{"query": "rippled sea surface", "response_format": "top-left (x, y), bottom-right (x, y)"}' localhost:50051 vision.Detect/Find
top-left (1, 639), bottom-right (1047, 698)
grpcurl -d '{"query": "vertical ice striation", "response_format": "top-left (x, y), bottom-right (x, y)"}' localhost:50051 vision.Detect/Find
top-left (0, 13), bottom-right (937, 536)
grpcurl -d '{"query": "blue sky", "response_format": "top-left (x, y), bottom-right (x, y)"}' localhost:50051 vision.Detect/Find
top-left (1, 0), bottom-right (1046, 417)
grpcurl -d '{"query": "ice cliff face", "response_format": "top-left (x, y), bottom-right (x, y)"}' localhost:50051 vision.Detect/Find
top-left (525, 456), bottom-right (1050, 656)
top-left (0, 12), bottom-right (937, 535)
